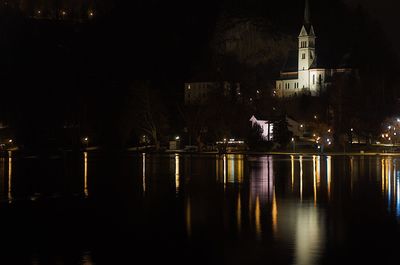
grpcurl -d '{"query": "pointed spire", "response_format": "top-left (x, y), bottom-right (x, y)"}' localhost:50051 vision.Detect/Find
top-left (304, 0), bottom-right (311, 25)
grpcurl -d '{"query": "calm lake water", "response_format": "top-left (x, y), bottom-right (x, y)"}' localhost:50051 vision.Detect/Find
top-left (1, 152), bottom-right (400, 264)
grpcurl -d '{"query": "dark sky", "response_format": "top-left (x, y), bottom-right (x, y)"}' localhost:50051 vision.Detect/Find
top-left (345, 0), bottom-right (400, 53)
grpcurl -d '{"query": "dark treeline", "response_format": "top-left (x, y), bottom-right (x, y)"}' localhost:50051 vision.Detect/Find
top-left (0, 0), bottom-right (397, 151)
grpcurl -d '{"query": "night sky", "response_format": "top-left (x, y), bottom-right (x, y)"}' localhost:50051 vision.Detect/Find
top-left (346, 0), bottom-right (400, 53)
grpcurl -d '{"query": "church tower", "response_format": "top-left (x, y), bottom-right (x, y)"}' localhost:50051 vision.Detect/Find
top-left (298, 0), bottom-right (316, 90)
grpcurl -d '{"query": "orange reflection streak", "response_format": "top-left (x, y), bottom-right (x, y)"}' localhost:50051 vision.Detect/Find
top-left (84, 152), bottom-right (88, 197)
top-left (272, 188), bottom-right (278, 235)
top-left (237, 193), bottom-right (242, 233)
top-left (7, 151), bottom-right (12, 203)
top-left (186, 196), bottom-right (192, 238)
top-left (237, 155), bottom-right (244, 184)
top-left (255, 196), bottom-right (261, 240)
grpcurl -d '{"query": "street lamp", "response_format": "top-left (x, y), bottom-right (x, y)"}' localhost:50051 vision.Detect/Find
top-left (84, 137), bottom-right (89, 148)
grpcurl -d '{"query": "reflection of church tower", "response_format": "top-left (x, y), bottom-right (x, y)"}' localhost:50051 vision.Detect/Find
top-left (298, 0), bottom-right (316, 90)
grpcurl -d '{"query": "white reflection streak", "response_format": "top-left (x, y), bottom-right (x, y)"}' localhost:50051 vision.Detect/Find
top-left (299, 156), bottom-right (303, 202)
top-left (142, 153), bottom-right (146, 195)
top-left (223, 154), bottom-right (227, 189)
top-left (7, 151), bottom-right (12, 203)
top-left (397, 169), bottom-right (400, 217)
top-left (382, 159), bottom-right (385, 194)
top-left (294, 206), bottom-right (325, 265)
top-left (313, 156), bottom-right (316, 206)
top-left (175, 154), bottom-right (180, 195)
top-left (389, 158), bottom-right (392, 207)
top-left (84, 152), bottom-right (88, 197)
top-left (291, 155), bottom-right (295, 192)
top-left (327, 156), bottom-right (331, 200)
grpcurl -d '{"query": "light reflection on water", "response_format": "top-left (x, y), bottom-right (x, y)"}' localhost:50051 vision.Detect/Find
top-left (381, 157), bottom-right (400, 218)
top-left (1, 153), bottom-right (400, 264)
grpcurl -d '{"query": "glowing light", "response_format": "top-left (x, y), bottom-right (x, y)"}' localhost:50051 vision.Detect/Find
top-left (351, 128), bottom-right (354, 132)
top-left (292, 138), bottom-right (295, 142)
top-left (8, 139), bottom-right (12, 143)
top-left (389, 126), bottom-right (392, 130)
top-left (175, 136), bottom-right (180, 140)
top-left (300, 124), bottom-right (304, 128)
top-left (328, 129), bottom-right (331, 133)
top-left (37, 10), bottom-right (41, 14)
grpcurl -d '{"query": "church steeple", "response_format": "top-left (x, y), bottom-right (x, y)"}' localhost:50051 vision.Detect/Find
top-left (298, 0), bottom-right (316, 89)
top-left (304, 0), bottom-right (311, 25)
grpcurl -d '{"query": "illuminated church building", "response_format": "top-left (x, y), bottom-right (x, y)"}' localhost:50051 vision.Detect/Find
top-left (275, 0), bottom-right (351, 98)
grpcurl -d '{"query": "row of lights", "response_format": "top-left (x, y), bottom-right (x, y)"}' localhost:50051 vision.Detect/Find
top-left (35, 10), bottom-right (95, 17)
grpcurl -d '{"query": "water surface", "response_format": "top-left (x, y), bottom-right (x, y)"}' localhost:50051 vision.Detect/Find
top-left (1, 152), bottom-right (399, 264)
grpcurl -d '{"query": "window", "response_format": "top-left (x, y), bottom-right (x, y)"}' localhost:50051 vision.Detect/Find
top-left (313, 75), bottom-right (315, 85)
top-left (302, 53), bottom-right (306, 59)
top-left (310, 52), bottom-right (313, 59)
